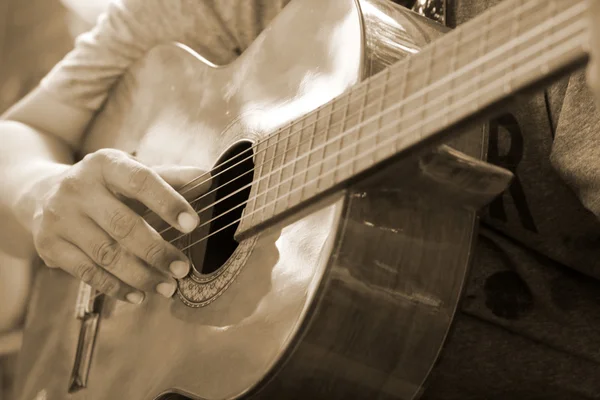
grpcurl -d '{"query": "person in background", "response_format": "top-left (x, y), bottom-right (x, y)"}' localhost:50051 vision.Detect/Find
top-left (2, 0), bottom-right (600, 399)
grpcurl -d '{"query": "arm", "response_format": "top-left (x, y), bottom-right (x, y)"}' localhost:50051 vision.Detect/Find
top-left (0, 89), bottom-right (93, 258)
top-left (0, 0), bottom-right (287, 301)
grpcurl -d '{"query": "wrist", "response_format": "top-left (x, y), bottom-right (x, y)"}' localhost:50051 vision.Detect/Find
top-left (12, 161), bottom-right (71, 234)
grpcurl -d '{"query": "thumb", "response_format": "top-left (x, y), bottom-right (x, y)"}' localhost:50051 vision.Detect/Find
top-left (153, 165), bottom-right (212, 198)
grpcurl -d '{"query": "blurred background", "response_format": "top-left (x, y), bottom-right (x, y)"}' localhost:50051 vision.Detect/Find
top-left (0, 2), bottom-right (108, 397)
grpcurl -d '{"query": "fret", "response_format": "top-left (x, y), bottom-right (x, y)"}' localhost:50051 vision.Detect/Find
top-left (265, 130), bottom-right (282, 218)
top-left (374, 69), bottom-right (389, 162)
top-left (520, 3), bottom-right (586, 88)
top-left (320, 96), bottom-right (344, 189)
top-left (270, 122), bottom-right (294, 217)
top-left (541, 0), bottom-right (556, 76)
top-left (254, 127), bottom-right (281, 224)
top-left (403, 48), bottom-right (428, 137)
top-left (347, 79), bottom-right (371, 177)
top-left (420, 42), bottom-right (437, 139)
top-left (446, 28), bottom-right (460, 126)
top-left (472, 12), bottom-right (491, 114)
top-left (300, 106), bottom-right (320, 202)
top-left (364, 60), bottom-right (405, 170)
top-left (246, 139), bottom-right (268, 225)
top-left (398, 57), bottom-right (409, 123)
top-left (455, 32), bottom-right (479, 121)
top-left (504, 1), bottom-right (521, 94)
top-left (519, 0), bottom-right (546, 38)
top-left (390, 56), bottom-right (410, 156)
top-left (282, 118), bottom-right (305, 210)
top-left (314, 102), bottom-right (334, 192)
top-left (332, 93), bottom-right (352, 185)
top-left (273, 127), bottom-right (289, 203)
top-left (337, 83), bottom-right (366, 180)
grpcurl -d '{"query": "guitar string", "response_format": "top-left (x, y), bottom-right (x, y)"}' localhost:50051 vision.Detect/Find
top-left (157, 0), bottom-right (567, 238)
top-left (177, 27), bottom-right (587, 252)
top-left (167, 3), bottom-right (585, 243)
top-left (162, 0), bottom-right (561, 222)
top-left (143, 0), bottom-right (541, 217)
top-left (156, 2), bottom-right (583, 242)
top-left (174, 32), bottom-right (587, 252)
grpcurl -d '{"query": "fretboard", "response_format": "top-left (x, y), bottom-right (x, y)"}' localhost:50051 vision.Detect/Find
top-left (237, 0), bottom-right (589, 238)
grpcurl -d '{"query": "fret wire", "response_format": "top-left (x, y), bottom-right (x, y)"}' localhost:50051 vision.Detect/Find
top-left (447, 28), bottom-right (461, 125)
top-left (354, 77), bottom-right (372, 174)
top-left (269, 122), bottom-right (293, 217)
top-left (392, 57), bottom-right (409, 155)
top-left (248, 140), bottom-right (268, 225)
top-left (506, 0), bottom-right (522, 94)
top-left (315, 102), bottom-right (334, 191)
top-left (332, 92), bottom-right (352, 184)
top-left (420, 44), bottom-right (435, 139)
top-left (260, 132), bottom-right (280, 222)
top-left (300, 104), bottom-right (320, 202)
top-left (375, 68), bottom-right (390, 163)
top-left (474, 12), bottom-right (492, 113)
top-left (176, 13), bottom-right (587, 247)
top-left (284, 117), bottom-right (306, 209)
top-left (543, 0), bottom-right (556, 75)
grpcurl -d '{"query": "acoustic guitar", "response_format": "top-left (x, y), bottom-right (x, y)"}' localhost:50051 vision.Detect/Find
top-left (14, 0), bottom-right (587, 398)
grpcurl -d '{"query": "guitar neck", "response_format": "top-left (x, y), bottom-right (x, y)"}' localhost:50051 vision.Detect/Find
top-left (237, 0), bottom-right (589, 238)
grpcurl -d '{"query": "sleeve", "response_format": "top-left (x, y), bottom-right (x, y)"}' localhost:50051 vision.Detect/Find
top-left (41, 0), bottom-right (289, 111)
top-left (550, 69), bottom-right (600, 218)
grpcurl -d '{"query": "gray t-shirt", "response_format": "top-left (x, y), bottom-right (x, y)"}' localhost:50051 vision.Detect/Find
top-left (41, 0), bottom-right (290, 110)
top-left (40, 0), bottom-right (600, 398)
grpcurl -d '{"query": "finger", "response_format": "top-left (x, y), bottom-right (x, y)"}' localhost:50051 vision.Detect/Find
top-left (153, 165), bottom-right (212, 191)
top-left (155, 165), bottom-right (212, 204)
top-left (124, 166), bottom-right (211, 215)
top-left (101, 155), bottom-right (199, 234)
top-left (47, 239), bottom-right (144, 304)
top-left (61, 216), bottom-right (178, 298)
top-left (84, 189), bottom-right (191, 279)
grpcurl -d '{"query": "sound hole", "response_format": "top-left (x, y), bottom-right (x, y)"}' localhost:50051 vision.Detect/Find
top-left (191, 141), bottom-right (254, 275)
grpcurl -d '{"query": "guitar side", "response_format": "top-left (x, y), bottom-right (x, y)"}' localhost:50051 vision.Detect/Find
top-left (14, 1), bottom-right (493, 399)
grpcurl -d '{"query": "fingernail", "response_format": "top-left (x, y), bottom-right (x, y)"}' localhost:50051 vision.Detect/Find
top-left (126, 291), bottom-right (144, 304)
top-left (170, 260), bottom-right (189, 278)
top-left (177, 212), bottom-right (199, 233)
top-left (156, 282), bottom-right (177, 298)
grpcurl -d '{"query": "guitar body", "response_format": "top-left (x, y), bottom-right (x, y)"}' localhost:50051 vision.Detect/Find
top-left (15, 0), bottom-right (490, 399)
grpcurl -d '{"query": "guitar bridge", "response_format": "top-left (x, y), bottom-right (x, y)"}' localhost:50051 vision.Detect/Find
top-left (69, 281), bottom-right (104, 393)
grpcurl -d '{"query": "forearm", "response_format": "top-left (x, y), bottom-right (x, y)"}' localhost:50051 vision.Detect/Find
top-left (0, 120), bottom-right (74, 256)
